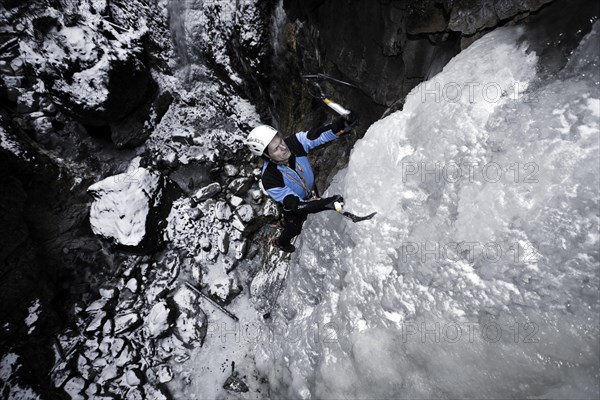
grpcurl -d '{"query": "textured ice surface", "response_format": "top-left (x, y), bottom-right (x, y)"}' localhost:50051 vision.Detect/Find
top-left (256, 25), bottom-right (600, 399)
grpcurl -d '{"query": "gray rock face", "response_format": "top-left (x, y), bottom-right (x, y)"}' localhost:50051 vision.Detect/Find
top-left (447, 0), bottom-right (554, 35)
top-left (19, 6), bottom-right (153, 125)
top-left (109, 88), bottom-right (174, 149)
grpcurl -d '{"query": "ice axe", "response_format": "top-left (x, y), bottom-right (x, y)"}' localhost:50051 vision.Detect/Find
top-left (302, 73), bottom-right (359, 132)
top-left (333, 200), bottom-right (377, 223)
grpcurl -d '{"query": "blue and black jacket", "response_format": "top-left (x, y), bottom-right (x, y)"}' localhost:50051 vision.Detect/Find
top-left (262, 119), bottom-right (345, 215)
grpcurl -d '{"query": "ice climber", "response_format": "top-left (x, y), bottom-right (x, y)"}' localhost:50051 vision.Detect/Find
top-left (245, 112), bottom-right (358, 252)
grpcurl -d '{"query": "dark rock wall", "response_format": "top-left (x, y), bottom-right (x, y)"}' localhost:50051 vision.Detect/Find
top-left (0, 115), bottom-right (100, 399)
top-left (0, 0), bottom-right (174, 397)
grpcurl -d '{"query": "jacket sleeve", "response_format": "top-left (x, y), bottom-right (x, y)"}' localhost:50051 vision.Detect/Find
top-left (283, 194), bottom-right (333, 215)
top-left (295, 120), bottom-right (344, 153)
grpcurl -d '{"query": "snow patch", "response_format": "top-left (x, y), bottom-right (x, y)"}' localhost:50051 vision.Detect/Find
top-left (25, 299), bottom-right (41, 334)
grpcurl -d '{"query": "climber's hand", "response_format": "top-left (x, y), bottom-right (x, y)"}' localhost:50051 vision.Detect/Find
top-left (324, 195), bottom-right (344, 211)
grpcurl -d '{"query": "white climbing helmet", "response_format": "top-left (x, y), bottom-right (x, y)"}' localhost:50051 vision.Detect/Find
top-left (246, 125), bottom-right (278, 156)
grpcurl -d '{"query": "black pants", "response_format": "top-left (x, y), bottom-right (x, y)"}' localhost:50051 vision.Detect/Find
top-left (278, 212), bottom-right (307, 246)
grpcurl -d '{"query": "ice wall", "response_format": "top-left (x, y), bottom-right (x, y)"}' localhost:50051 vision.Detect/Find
top-left (257, 24), bottom-right (599, 399)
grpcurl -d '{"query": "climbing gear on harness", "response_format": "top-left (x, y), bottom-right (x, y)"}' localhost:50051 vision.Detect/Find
top-left (282, 161), bottom-right (316, 199)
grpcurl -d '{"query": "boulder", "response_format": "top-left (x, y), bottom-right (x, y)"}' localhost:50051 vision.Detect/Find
top-left (99, 286), bottom-right (119, 300)
top-left (174, 311), bottom-right (208, 349)
top-left (218, 231), bottom-right (229, 254)
top-left (223, 362), bottom-right (249, 393)
top-left (63, 376), bottom-right (86, 399)
top-left (173, 286), bottom-right (208, 348)
top-left (223, 164), bottom-right (239, 177)
top-left (208, 275), bottom-right (241, 304)
top-left (193, 183), bottom-right (221, 202)
top-left (227, 177), bottom-right (253, 196)
top-left (214, 201), bottom-right (232, 221)
top-left (146, 301), bottom-right (172, 338)
top-left (125, 367), bottom-right (143, 387)
top-left (125, 278), bottom-right (139, 294)
top-left (236, 204), bottom-right (255, 223)
top-left (157, 365), bottom-right (173, 383)
top-left (85, 311), bottom-right (106, 334)
top-left (229, 195), bottom-right (244, 207)
top-left (114, 312), bottom-right (141, 334)
top-left (87, 168), bottom-right (178, 252)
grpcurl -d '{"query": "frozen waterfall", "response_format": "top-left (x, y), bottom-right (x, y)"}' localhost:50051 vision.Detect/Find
top-left (256, 24), bottom-right (599, 399)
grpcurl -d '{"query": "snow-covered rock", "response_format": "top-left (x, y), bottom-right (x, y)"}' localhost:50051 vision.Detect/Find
top-left (234, 240), bottom-right (247, 260)
top-left (208, 276), bottom-right (240, 304)
top-left (248, 188), bottom-right (262, 203)
top-left (224, 164), bottom-right (239, 177)
top-left (18, 7), bottom-right (153, 125)
top-left (111, 338), bottom-right (126, 358)
top-left (63, 376), bottom-right (86, 399)
top-left (236, 204), bottom-right (255, 223)
top-left (217, 231), bottom-right (229, 254)
top-left (87, 167), bottom-right (175, 251)
top-left (223, 374), bottom-right (249, 393)
top-left (102, 319), bottom-right (114, 336)
top-left (172, 285), bottom-right (208, 348)
top-left (85, 298), bottom-right (108, 313)
top-left (99, 285), bottom-right (119, 299)
top-left (214, 201), bottom-right (232, 221)
top-left (229, 195), bottom-right (244, 207)
top-left (188, 207), bottom-right (203, 221)
top-left (114, 312), bottom-right (141, 334)
top-left (125, 367), bottom-right (143, 386)
top-left (146, 301), bottom-right (172, 338)
top-left (199, 236), bottom-right (212, 251)
top-left (98, 364), bottom-right (118, 384)
top-left (193, 183), bottom-right (221, 201)
top-left (227, 177), bottom-right (252, 195)
top-left (85, 311), bottom-right (106, 334)
top-left (114, 343), bottom-right (136, 368)
top-left (126, 278), bottom-right (139, 294)
top-left (174, 310), bottom-right (208, 349)
top-left (157, 365), bottom-right (173, 383)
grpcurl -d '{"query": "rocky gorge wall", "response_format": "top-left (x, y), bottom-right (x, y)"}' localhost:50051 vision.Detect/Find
top-left (0, 0), bottom-right (598, 398)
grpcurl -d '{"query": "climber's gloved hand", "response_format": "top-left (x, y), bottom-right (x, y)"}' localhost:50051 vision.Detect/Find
top-left (344, 110), bottom-right (359, 126)
top-left (324, 195), bottom-right (344, 211)
top-left (333, 110), bottom-right (359, 135)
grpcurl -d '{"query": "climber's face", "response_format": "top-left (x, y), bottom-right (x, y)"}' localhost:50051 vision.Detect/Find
top-left (267, 134), bottom-right (291, 163)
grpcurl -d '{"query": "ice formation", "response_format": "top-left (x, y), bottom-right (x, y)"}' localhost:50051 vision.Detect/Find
top-left (256, 25), bottom-right (600, 399)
